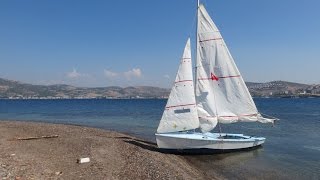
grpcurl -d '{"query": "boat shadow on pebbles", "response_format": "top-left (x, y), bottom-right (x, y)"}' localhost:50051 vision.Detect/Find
top-left (114, 136), bottom-right (159, 152)
top-left (116, 136), bottom-right (264, 155)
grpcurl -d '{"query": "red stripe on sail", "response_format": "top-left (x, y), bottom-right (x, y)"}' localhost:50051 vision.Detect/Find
top-left (166, 103), bottom-right (196, 109)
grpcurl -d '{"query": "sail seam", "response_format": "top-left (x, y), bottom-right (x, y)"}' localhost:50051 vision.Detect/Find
top-left (198, 75), bottom-right (241, 81)
top-left (198, 114), bottom-right (257, 119)
top-left (219, 75), bottom-right (241, 79)
top-left (199, 38), bottom-right (222, 42)
top-left (175, 80), bottom-right (193, 83)
top-left (219, 113), bottom-right (258, 118)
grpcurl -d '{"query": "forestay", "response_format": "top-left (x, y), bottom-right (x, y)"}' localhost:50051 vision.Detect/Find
top-left (157, 38), bottom-right (199, 133)
top-left (195, 4), bottom-right (273, 132)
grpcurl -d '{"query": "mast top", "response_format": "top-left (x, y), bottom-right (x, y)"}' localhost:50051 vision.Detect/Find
top-left (197, 0), bottom-right (200, 8)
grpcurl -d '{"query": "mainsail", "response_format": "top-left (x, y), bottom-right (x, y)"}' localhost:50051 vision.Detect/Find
top-left (195, 4), bottom-right (273, 132)
top-left (157, 38), bottom-right (199, 133)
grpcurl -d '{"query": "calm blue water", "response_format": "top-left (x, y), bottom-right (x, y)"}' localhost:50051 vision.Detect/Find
top-left (0, 98), bottom-right (319, 179)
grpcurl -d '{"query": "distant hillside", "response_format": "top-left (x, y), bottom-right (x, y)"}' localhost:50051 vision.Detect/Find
top-left (0, 78), bottom-right (319, 99)
top-left (246, 80), bottom-right (314, 97)
top-left (0, 78), bottom-right (169, 99)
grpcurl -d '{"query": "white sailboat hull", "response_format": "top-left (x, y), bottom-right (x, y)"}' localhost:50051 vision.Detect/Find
top-left (155, 132), bottom-right (265, 150)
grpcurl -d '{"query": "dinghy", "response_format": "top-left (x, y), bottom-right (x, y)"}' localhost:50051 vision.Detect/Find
top-left (155, 1), bottom-right (277, 151)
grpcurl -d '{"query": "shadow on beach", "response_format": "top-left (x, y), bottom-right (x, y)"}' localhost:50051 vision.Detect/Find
top-left (114, 136), bottom-right (160, 152)
top-left (119, 135), bottom-right (269, 178)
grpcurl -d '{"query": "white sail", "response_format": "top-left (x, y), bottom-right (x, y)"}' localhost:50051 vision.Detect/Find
top-left (157, 38), bottom-right (199, 133)
top-left (195, 4), bottom-right (273, 132)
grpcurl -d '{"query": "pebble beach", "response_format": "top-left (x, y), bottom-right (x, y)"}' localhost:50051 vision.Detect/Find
top-left (0, 121), bottom-right (223, 180)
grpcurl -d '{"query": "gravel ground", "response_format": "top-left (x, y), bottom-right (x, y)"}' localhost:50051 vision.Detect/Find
top-left (0, 121), bottom-right (222, 180)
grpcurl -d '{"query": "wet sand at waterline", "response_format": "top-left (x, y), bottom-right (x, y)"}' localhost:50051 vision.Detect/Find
top-left (0, 121), bottom-right (224, 179)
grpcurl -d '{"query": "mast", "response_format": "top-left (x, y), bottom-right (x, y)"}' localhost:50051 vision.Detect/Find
top-left (194, 0), bottom-right (199, 101)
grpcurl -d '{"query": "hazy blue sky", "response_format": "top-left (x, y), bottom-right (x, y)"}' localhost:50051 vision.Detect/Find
top-left (1, 0), bottom-right (319, 87)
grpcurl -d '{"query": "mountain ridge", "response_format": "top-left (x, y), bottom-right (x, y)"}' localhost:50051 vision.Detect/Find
top-left (0, 78), bottom-right (169, 99)
top-left (0, 77), bottom-right (319, 99)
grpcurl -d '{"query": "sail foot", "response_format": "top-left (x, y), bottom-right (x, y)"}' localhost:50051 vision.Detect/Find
top-left (217, 113), bottom-right (276, 124)
top-left (199, 116), bottom-right (218, 133)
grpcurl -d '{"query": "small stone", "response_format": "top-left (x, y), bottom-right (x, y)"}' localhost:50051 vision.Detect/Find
top-left (77, 157), bottom-right (90, 164)
top-left (55, 171), bottom-right (62, 175)
top-left (0, 172), bottom-right (7, 178)
top-left (10, 154), bottom-right (16, 156)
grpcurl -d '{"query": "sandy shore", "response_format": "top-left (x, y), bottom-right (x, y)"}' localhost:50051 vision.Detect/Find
top-left (0, 121), bottom-right (223, 180)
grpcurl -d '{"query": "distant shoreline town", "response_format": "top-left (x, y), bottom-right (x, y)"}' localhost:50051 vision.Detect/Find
top-left (0, 78), bottom-right (319, 99)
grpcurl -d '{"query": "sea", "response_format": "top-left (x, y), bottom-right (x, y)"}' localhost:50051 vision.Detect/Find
top-left (0, 98), bottom-right (319, 179)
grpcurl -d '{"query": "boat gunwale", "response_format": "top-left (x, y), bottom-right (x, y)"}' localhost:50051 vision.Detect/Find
top-left (155, 132), bottom-right (265, 142)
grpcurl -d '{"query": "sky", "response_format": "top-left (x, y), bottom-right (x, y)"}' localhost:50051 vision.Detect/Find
top-left (0, 0), bottom-right (319, 88)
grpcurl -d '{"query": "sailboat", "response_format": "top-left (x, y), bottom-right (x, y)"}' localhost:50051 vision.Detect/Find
top-left (155, 1), bottom-right (277, 151)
